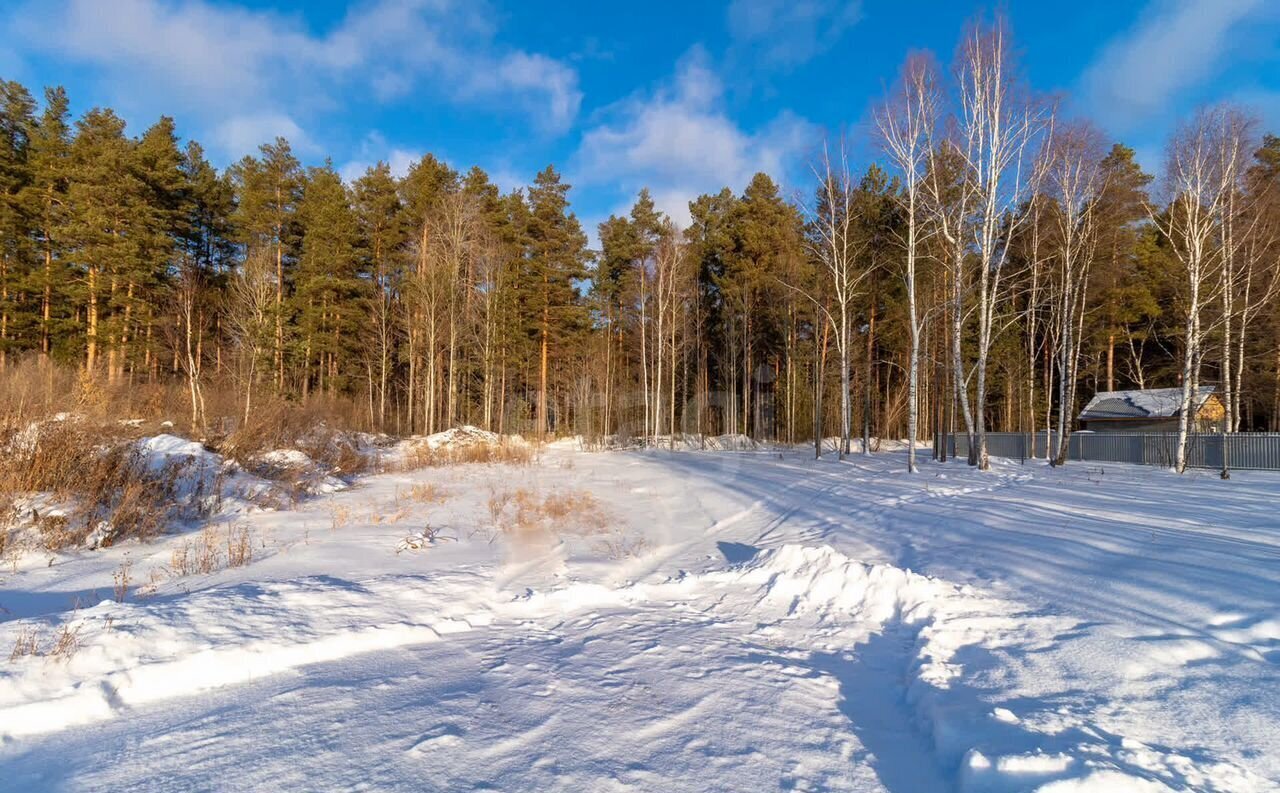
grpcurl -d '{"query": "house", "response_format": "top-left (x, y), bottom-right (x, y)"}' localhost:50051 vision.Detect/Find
top-left (1078, 386), bottom-right (1225, 433)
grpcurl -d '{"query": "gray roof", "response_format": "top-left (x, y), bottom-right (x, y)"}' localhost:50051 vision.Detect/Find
top-left (1078, 387), bottom-right (1216, 421)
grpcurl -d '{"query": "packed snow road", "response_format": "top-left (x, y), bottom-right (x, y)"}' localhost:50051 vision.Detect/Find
top-left (1, 446), bottom-right (1278, 791)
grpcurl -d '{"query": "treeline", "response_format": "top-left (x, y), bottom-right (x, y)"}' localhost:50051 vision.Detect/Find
top-left (1, 16), bottom-right (1278, 472)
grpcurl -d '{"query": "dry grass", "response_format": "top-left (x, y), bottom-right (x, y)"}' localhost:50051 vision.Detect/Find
top-left (487, 487), bottom-right (512, 529)
top-left (328, 502), bottom-right (353, 531)
top-left (596, 533), bottom-right (652, 560)
top-left (170, 541), bottom-right (196, 578)
top-left (112, 556), bottom-right (132, 602)
top-left (226, 523), bottom-right (252, 567)
top-left (541, 491), bottom-right (606, 527)
top-left (398, 482), bottom-right (448, 505)
top-left (491, 487), bottom-right (610, 542)
top-left (8, 619), bottom-right (86, 664)
top-left (9, 624), bottom-right (39, 661)
top-left (170, 524), bottom-right (221, 575)
top-left (198, 524), bottom-right (222, 573)
top-left (369, 505), bottom-right (412, 525)
top-left (0, 419), bottom-right (187, 550)
top-left (0, 358), bottom-right (185, 432)
top-left (0, 357), bottom-right (377, 441)
top-left (398, 440), bottom-right (534, 471)
top-left (48, 623), bottom-right (81, 662)
top-left (169, 522), bottom-right (251, 579)
top-left (215, 398), bottom-right (373, 479)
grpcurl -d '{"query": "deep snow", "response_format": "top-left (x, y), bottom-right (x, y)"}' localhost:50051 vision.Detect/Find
top-left (0, 444), bottom-right (1277, 791)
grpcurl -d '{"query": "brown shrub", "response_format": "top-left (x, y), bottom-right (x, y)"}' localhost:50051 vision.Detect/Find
top-left (48, 622), bottom-right (81, 662)
top-left (0, 419), bottom-right (180, 549)
top-left (328, 502), bottom-right (353, 531)
top-left (493, 487), bottom-right (609, 541)
top-left (398, 482), bottom-right (448, 505)
top-left (112, 557), bottom-right (132, 602)
top-left (226, 523), bottom-right (252, 568)
top-left (398, 440), bottom-right (533, 470)
top-left (9, 625), bottom-right (39, 661)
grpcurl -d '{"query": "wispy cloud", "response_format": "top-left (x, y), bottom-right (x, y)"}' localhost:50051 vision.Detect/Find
top-left (572, 49), bottom-right (819, 226)
top-left (213, 114), bottom-right (317, 161)
top-left (6, 0), bottom-right (582, 159)
top-left (726, 0), bottom-right (862, 72)
top-left (337, 132), bottom-right (421, 184)
top-left (1080, 0), bottom-right (1267, 132)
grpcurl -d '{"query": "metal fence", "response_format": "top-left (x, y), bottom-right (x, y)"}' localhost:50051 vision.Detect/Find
top-left (936, 431), bottom-right (1280, 471)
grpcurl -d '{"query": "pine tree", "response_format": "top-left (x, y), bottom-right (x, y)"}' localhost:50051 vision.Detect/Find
top-left (1092, 144), bottom-right (1154, 392)
top-left (229, 138), bottom-right (301, 391)
top-left (125, 116), bottom-right (185, 380)
top-left (64, 108), bottom-right (137, 372)
top-left (294, 162), bottom-right (364, 396)
top-left (352, 161), bottom-right (405, 427)
top-left (172, 141), bottom-right (234, 429)
top-left (525, 166), bottom-right (588, 436)
top-left (0, 81), bottom-right (35, 366)
top-left (400, 154), bottom-right (459, 433)
top-left (23, 87), bottom-right (72, 360)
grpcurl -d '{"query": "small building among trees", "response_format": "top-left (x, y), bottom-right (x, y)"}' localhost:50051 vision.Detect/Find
top-left (1078, 387), bottom-right (1225, 433)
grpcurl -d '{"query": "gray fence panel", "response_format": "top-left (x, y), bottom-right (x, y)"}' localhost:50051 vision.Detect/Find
top-left (937, 432), bottom-right (1280, 471)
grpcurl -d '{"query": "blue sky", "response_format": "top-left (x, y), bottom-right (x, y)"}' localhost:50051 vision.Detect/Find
top-left (4, 0), bottom-right (1280, 239)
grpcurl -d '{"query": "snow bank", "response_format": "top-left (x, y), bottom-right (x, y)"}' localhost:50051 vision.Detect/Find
top-left (700, 545), bottom-right (1233, 791)
top-left (384, 425), bottom-right (530, 467)
top-left (0, 538), bottom-right (1264, 789)
top-left (722, 543), bottom-right (950, 622)
top-left (249, 448), bottom-right (348, 494)
top-left (0, 574), bottom-right (493, 739)
top-left (137, 434), bottom-right (287, 514)
top-left (423, 425), bottom-right (502, 449)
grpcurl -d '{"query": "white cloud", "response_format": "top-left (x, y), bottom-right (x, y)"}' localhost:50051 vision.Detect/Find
top-left (726, 0), bottom-right (862, 71)
top-left (488, 167), bottom-right (531, 194)
top-left (338, 132), bottom-right (421, 183)
top-left (214, 114), bottom-right (315, 161)
top-left (573, 51), bottom-right (819, 226)
top-left (7, 0), bottom-right (582, 159)
top-left (1081, 0), bottom-right (1267, 132)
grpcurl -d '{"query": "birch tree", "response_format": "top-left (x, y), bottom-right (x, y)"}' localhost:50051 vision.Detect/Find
top-left (878, 52), bottom-right (939, 472)
top-left (1045, 123), bottom-right (1106, 465)
top-left (800, 141), bottom-right (864, 459)
top-left (1150, 107), bottom-right (1249, 473)
top-left (226, 249), bottom-right (275, 425)
top-left (955, 16), bottom-right (1049, 470)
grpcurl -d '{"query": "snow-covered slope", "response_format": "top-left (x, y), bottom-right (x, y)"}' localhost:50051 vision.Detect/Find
top-left (0, 446), bottom-right (1276, 791)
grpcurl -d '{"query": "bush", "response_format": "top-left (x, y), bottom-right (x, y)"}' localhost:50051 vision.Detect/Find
top-left (0, 418), bottom-right (188, 550)
top-left (398, 440), bottom-right (534, 470)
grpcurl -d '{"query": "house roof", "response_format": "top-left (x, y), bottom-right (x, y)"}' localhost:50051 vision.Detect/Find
top-left (1078, 387), bottom-right (1217, 421)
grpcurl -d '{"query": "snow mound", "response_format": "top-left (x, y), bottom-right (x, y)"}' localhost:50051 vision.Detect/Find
top-left (386, 425), bottom-right (528, 467)
top-left (423, 425), bottom-right (502, 450)
top-left (256, 448), bottom-right (313, 468)
top-left (727, 544), bottom-right (950, 622)
top-left (137, 434), bottom-right (281, 515)
top-left (249, 448), bottom-right (348, 494)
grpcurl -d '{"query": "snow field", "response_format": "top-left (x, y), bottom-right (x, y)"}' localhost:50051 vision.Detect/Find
top-left (0, 443), bottom-right (1277, 790)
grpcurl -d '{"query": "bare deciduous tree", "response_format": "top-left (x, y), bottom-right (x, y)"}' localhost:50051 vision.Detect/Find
top-left (226, 249), bottom-right (275, 426)
top-left (954, 16), bottom-right (1050, 470)
top-left (878, 52), bottom-right (940, 472)
top-left (1150, 106), bottom-right (1251, 473)
top-left (798, 140), bottom-right (870, 459)
top-left (1044, 122), bottom-right (1107, 465)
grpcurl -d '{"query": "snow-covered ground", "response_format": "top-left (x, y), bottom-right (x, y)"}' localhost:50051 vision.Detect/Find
top-left (1, 443), bottom-right (1277, 791)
